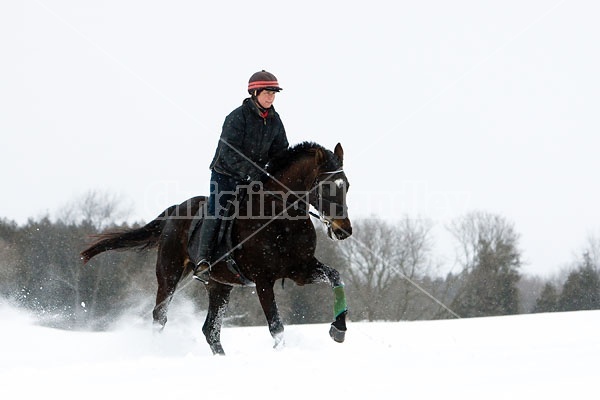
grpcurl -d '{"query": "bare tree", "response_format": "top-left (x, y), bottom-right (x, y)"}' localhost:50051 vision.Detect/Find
top-left (337, 216), bottom-right (435, 321)
top-left (447, 211), bottom-right (522, 317)
top-left (57, 190), bottom-right (131, 229)
top-left (448, 212), bottom-right (516, 271)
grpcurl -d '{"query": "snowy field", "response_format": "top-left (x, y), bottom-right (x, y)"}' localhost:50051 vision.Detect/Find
top-left (1, 301), bottom-right (598, 400)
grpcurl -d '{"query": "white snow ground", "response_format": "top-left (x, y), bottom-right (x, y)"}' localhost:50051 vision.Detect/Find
top-left (1, 302), bottom-right (598, 400)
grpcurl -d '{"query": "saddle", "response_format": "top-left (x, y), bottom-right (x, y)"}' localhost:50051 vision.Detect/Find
top-left (187, 198), bottom-right (254, 286)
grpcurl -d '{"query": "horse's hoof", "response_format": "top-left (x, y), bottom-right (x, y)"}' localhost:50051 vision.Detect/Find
top-left (152, 321), bottom-right (165, 334)
top-left (273, 333), bottom-right (285, 350)
top-left (329, 324), bottom-right (346, 343)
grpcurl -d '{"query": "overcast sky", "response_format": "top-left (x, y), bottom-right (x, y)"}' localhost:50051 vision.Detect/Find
top-left (2, 1), bottom-right (599, 277)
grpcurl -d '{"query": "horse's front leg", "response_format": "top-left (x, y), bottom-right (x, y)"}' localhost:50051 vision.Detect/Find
top-left (202, 281), bottom-right (233, 355)
top-left (256, 281), bottom-right (284, 349)
top-left (330, 286), bottom-right (348, 343)
top-left (312, 261), bottom-right (348, 343)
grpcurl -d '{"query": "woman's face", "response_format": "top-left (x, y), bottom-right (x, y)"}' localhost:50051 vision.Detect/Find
top-left (256, 90), bottom-right (277, 109)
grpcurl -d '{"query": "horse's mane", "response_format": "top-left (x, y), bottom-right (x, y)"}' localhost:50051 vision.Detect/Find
top-left (267, 141), bottom-right (342, 175)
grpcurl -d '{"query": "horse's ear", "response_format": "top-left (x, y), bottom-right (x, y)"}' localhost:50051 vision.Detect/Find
top-left (334, 143), bottom-right (344, 165)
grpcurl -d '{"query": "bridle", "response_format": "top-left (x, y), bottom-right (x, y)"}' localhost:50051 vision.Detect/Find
top-left (310, 169), bottom-right (349, 227)
top-left (260, 168), bottom-right (348, 229)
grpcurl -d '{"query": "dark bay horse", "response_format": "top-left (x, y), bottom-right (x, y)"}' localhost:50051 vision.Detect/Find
top-left (81, 142), bottom-right (352, 355)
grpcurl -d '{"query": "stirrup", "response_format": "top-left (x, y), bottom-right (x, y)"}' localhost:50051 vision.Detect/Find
top-left (225, 257), bottom-right (255, 287)
top-left (193, 259), bottom-right (211, 284)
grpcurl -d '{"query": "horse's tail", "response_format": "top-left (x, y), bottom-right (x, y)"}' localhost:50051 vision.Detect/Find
top-left (80, 205), bottom-right (176, 264)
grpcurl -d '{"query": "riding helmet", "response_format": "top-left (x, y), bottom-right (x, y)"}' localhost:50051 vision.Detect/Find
top-left (248, 70), bottom-right (282, 94)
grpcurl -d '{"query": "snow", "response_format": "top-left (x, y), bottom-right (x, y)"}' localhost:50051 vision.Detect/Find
top-left (1, 301), bottom-right (598, 399)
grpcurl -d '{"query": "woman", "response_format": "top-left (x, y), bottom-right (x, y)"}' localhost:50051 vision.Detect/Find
top-left (193, 70), bottom-right (289, 282)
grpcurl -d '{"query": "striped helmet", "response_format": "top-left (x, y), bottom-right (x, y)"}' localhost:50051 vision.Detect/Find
top-left (248, 70), bottom-right (282, 94)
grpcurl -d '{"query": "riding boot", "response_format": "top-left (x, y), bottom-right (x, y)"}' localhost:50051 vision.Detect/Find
top-left (192, 217), bottom-right (221, 283)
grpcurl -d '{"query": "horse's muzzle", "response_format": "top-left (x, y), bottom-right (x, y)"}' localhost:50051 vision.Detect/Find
top-left (329, 218), bottom-right (352, 240)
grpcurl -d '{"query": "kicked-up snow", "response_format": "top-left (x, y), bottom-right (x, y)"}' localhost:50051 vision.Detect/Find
top-left (0, 301), bottom-right (598, 399)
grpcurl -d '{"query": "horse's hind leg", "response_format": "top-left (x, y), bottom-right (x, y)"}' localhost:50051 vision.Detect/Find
top-left (203, 282), bottom-right (233, 355)
top-left (153, 245), bottom-right (186, 330)
top-left (153, 281), bottom-right (175, 330)
top-left (153, 271), bottom-right (181, 330)
top-left (255, 281), bottom-right (284, 348)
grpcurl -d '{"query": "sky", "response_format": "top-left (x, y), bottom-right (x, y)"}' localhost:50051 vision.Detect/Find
top-left (1, 301), bottom-right (598, 399)
top-left (1, 1), bottom-right (599, 277)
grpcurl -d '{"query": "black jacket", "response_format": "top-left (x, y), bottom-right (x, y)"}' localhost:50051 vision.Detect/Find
top-left (210, 98), bottom-right (288, 181)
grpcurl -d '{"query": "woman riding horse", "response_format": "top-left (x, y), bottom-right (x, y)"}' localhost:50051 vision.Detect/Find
top-left (81, 142), bottom-right (352, 355)
top-left (193, 70), bottom-right (289, 282)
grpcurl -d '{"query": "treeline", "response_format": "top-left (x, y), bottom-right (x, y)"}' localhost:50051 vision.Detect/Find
top-left (1, 193), bottom-right (599, 330)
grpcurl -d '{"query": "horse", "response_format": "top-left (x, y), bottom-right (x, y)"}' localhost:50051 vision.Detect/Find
top-left (81, 141), bottom-right (352, 355)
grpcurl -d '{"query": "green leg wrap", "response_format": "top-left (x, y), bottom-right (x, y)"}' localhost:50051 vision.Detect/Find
top-left (333, 285), bottom-right (348, 319)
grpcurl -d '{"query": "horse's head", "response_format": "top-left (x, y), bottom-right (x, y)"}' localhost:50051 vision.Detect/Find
top-left (266, 141), bottom-right (352, 240)
top-left (311, 143), bottom-right (352, 240)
